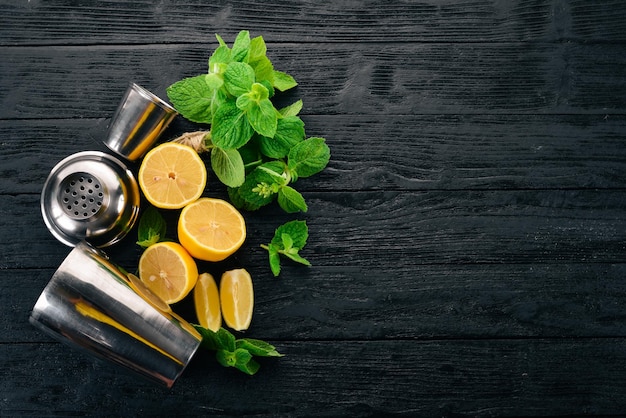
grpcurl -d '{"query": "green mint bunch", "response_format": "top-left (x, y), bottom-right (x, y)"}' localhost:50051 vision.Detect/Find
top-left (166, 30), bottom-right (330, 213)
top-left (193, 325), bottom-right (283, 375)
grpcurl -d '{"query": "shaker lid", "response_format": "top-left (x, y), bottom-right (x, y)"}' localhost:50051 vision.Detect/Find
top-left (41, 151), bottom-right (140, 247)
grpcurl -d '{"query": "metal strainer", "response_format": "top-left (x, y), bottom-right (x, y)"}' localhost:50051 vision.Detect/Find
top-left (41, 151), bottom-right (140, 247)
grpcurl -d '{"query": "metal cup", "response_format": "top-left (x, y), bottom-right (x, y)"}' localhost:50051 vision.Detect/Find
top-left (104, 83), bottom-right (178, 161)
top-left (29, 242), bottom-right (202, 388)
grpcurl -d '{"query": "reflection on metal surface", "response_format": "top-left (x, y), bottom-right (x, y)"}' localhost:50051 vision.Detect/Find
top-left (40, 151), bottom-right (140, 248)
top-left (30, 242), bottom-right (201, 388)
top-left (104, 82), bottom-right (177, 161)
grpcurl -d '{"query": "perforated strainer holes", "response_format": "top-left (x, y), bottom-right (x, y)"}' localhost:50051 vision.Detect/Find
top-left (59, 173), bottom-right (104, 219)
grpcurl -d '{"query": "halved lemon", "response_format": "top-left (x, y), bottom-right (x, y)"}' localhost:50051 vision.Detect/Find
top-left (178, 198), bottom-right (246, 262)
top-left (220, 268), bottom-right (254, 331)
top-left (138, 241), bottom-right (198, 304)
top-left (138, 142), bottom-right (207, 209)
top-left (194, 272), bottom-right (221, 332)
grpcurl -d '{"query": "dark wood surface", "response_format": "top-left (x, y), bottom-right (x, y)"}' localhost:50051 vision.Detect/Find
top-left (2, 1), bottom-right (626, 416)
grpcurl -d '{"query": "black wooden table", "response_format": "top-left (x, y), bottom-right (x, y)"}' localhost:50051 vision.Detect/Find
top-left (2, 1), bottom-right (626, 416)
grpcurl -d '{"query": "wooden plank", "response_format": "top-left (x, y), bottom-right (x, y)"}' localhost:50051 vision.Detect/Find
top-left (2, 42), bottom-right (626, 118)
top-left (306, 189), bottom-right (626, 266)
top-left (3, 189), bottom-right (626, 269)
top-left (2, 339), bottom-right (626, 416)
top-left (2, 114), bottom-right (625, 195)
top-left (1, 0), bottom-right (625, 45)
top-left (7, 262), bottom-right (626, 343)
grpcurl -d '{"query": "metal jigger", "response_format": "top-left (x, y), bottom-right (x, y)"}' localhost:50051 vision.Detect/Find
top-left (104, 82), bottom-right (178, 161)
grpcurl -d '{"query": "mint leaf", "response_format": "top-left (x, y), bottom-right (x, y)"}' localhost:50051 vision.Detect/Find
top-left (236, 82), bottom-right (269, 112)
top-left (216, 349), bottom-right (236, 367)
top-left (236, 351), bottom-right (261, 375)
top-left (268, 243), bottom-right (281, 276)
top-left (281, 233), bottom-right (294, 250)
top-left (258, 115), bottom-right (305, 159)
top-left (205, 72), bottom-right (224, 90)
top-left (224, 62), bottom-right (255, 97)
top-left (233, 348), bottom-right (256, 373)
top-left (249, 36), bottom-right (273, 83)
top-left (249, 35), bottom-right (267, 61)
top-left (209, 45), bottom-right (231, 71)
top-left (273, 70), bottom-right (298, 91)
top-left (281, 249), bottom-right (311, 266)
top-left (277, 185), bottom-right (308, 213)
top-left (247, 98), bottom-right (278, 137)
top-left (217, 327), bottom-right (236, 351)
top-left (231, 30), bottom-right (251, 63)
top-left (234, 347), bottom-right (252, 365)
top-left (216, 348), bottom-right (260, 374)
top-left (271, 220), bottom-right (308, 250)
top-left (193, 325), bottom-right (236, 352)
top-left (237, 180), bottom-right (275, 209)
top-left (250, 82), bottom-right (271, 101)
top-left (193, 325), bottom-right (281, 375)
top-left (236, 338), bottom-right (283, 357)
top-left (228, 186), bottom-right (263, 211)
top-left (259, 79), bottom-right (275, 98)
top-left (287, 137), bottom-right (330, 180)
top-left (211, 100), bottom-right (254, 149)
top-left (257, 137), bottom-right (286, 160)
top-left (235, 92), bottom-right (254, 112)
top-left (211, 146), bottom-right (245, 187)
top-left (251, 56), bottom-right (274, 84)
top-left (193, 324), bottom-right (221, 351)
top-left (238, 360), bottom-right (261, 375)
top-left (166, 75), bottom-right (214, 124)
top-left (210, 88), bottom-right (229, 120)
top-left (215, 33), bottom-right (228, 47)
top-left (257, 161), bottom-right (288, 183)
top-left (236, 83), bottom-right (277, 138)
top-left (136, 206), bottom-right (167, 249)
top-left (237, 161), bottom-right (286, 209)
top-left (279, 100), bottom-right (303, 117)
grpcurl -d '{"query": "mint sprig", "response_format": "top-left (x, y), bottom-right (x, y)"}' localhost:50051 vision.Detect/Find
top-left (193, 325), bottom-right (283, 375)
top-left (261, 220), bottom-right (311, 277)
top-left (166, 30), bottom-right (329, 214)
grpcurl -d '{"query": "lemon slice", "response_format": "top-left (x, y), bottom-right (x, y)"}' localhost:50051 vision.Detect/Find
top-left (138, 142), bottom-right (207, 209)
top-left (220, 268), bottom-right (254, 331)
top-left (138, 242), bottom-right (198, 304)
top-left (178, 198), bottom-right (246, 262)
top-left (194, 273), bottom-right (222, 332)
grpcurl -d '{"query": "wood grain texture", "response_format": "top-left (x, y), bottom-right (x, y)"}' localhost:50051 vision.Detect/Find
top-left (2, 339), bottom-right (626, 416)
top-left (1, 0), bottom-right (625, 45)
top-left (2, 0), bottom-right (626, 415)
top-left (3, 190), bottom-right (625, 269)
top-left (2, 114), bottom-right (625, 195)
top-left (1, 42), bottom-right (626, 119)
top-left (0, 115), bottom-right (626, 194)
top-left (5, 261), bottom-right (626, 343)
